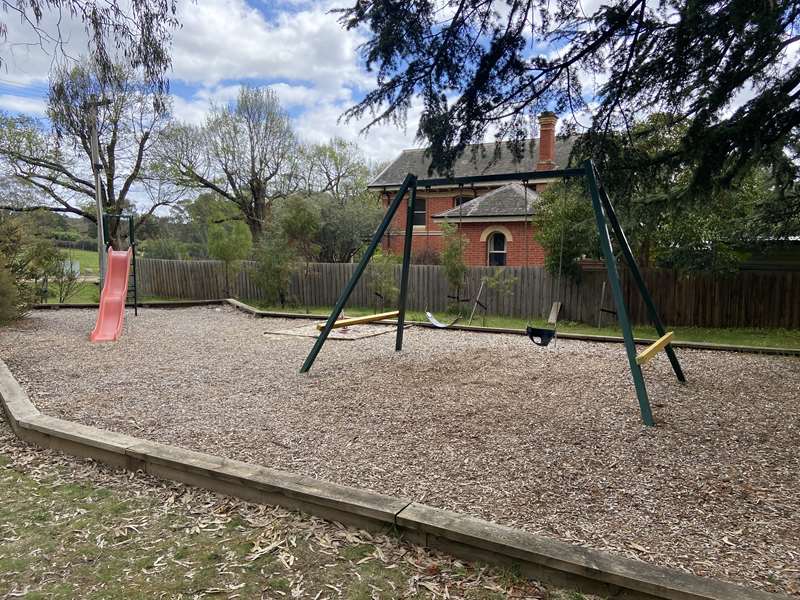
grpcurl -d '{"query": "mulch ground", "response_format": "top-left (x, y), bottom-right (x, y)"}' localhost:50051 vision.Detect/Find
top-left (2, 306), bottom-right (799, 596)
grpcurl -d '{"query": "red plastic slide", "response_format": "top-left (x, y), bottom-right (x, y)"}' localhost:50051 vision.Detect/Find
top-left (90, 247), bottom-right (133, 342)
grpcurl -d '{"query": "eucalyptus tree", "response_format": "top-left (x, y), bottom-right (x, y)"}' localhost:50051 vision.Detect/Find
top-left (0, 59), bottom-right (175, 246)
top-left (160, 86), bottom-right (301, 238)
top-left (1, 0), bottom-right (178, 93)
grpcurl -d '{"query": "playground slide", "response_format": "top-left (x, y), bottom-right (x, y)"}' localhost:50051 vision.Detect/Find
top-left (90, 247), bottom-right (133, 342)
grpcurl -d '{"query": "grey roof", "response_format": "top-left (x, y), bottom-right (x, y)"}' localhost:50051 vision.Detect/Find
top-left (432, 183), bottom-right (537, 219)
top-left (370, 137), bottom-right (576, 188)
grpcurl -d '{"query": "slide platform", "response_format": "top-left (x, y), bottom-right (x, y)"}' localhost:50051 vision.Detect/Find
top-left (90, 247), bottom-right (133, 342)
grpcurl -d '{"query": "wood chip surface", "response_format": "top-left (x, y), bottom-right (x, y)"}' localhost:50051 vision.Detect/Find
top-left (2, 307), bottom-right (799, 596)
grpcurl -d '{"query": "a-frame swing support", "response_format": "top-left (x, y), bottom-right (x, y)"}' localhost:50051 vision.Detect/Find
top-left (299, 160), bottom-right (684, 426)
top-left (300, 173), bottom-right (417, 374)
top-left (583, 159), bottom-right (684, 425)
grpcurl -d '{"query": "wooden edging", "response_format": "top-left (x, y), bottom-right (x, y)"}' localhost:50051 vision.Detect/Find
top-left (32, 299), bottom-right (225, 310)
top-left (30, 299), bottom-right (800, 356)
top-left (222, 299), bottom-right (800, 357)
top-left (0, 360), bottom-right (789, 600)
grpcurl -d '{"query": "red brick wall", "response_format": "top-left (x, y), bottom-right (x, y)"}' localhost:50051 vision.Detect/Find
top-left (459, 222), bottom-right (546, 267)
top-left (380, 189), bottom-right (546, 266)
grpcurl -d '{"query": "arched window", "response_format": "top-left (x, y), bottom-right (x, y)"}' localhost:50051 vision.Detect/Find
top-left (488, 232), bottom-right (507, 266)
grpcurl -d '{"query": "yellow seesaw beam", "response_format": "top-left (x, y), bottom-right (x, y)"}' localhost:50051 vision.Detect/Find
top-left (636, 331), bottom-right (674, 365)
top-left (316, 311), bottom-right (400, 331)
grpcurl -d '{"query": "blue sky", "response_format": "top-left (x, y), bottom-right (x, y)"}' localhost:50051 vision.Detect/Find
top-left (0, 0), bottom-right (424, 163)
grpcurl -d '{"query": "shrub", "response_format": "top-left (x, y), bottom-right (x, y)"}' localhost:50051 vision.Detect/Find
top-left (440, 222), bottom-right (468, 310)
top-left (208, 221), bottom-right (253, 296)
top-left (367, 248), bottom-right (399, 311)
top-left (250, 229), bottom-right (298, 307)
top-left (412, 247), bottom-right (440, 265)
top-left (0, 259), bottom-right (22, 324)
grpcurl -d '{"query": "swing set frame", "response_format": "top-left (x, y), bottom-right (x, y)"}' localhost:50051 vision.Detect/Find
top-left (300, 159), bottom-right (685, 426)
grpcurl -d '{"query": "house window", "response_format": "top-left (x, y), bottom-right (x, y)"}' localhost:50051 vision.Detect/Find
top-left (488, 232), bottom-right (507, 266)
top-left (413, 197), bottom-right (427, 226)
top-left (453, 196), bottom-right (472, 208)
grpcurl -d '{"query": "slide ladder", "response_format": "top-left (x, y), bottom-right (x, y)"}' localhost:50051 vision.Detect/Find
top-left (90, 247), bottom-right (133, 342)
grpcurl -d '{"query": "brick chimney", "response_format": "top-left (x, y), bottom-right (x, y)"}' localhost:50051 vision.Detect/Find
top-left (536, 112), bottom-right (558, 171)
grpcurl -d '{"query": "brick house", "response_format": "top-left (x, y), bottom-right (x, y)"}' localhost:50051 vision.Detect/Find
top-left (368, 113), bottom-right (574, 267)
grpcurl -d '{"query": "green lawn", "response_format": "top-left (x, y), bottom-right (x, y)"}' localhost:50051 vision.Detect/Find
top-left (244, 300), bottom-right (800, 349)
top-left (59, 248), bottom-right (100, 276)
top-left (0, 446), bottom-right (591, 600)
top-left (43, 281), bottom-right (100, 304)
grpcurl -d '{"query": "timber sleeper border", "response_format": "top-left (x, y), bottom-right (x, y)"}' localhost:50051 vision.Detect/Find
top-left (33, 298), bottom-right (800, 356)
top-left (225, 298), bottom-right (800, 356)
top-left (32, 299), bottom-right (800, 356)
top-left (0, 358), bottom-right (791, 600)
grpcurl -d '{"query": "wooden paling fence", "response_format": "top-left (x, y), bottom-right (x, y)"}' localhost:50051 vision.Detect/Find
top-left (136, 258), bottom-right (800, 329)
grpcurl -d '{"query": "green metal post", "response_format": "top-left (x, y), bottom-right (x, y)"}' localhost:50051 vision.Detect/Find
top-left (596, 183), bottom-right (685, 382)
top-left (584, 160), bottom-right (655, 426)
top-left (395, 179), bottom-right (417, 351)
top-left (300, 173), bottom-right (416, 373)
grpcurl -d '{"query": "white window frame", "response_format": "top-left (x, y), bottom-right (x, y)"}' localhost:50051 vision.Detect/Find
top-left (487, 232), bottom-right (507, 266)
top-left (413, 197), bottom-right (427, 227)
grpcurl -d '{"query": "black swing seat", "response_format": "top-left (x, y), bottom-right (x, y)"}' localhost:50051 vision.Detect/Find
top-left (526, 326), bottom-right (556, 347)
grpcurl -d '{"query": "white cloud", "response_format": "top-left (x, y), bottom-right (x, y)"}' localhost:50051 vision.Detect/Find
top-left (293, 99), bottom-right (424, 163)
top-left (0, 94), bottom-right (47, 115)
top-left (0, 7), bottom-right (90, 86)
top-left (0, 0), bottom-right (424, 164)
top-left (171, 0), bottom-right (370, 92)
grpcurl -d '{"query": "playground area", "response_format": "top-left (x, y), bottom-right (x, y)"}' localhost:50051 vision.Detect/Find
top-left (2, 305), bottom-right (799, 595)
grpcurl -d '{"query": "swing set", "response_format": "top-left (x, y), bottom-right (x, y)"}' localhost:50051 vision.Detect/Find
top-left (300, 159), bottom-right (685, 427)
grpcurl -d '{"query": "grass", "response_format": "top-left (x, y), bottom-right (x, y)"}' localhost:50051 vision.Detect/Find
top-left (59, 248), bottom-right (100, 276)
top-left (0, 447), bottom-right (595, 599)
top-left (43, 281), bottom-right (100, 304)
top-left (244, 300), bottom-right (800, 349)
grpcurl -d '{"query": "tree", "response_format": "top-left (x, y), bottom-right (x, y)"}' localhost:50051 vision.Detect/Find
top-left (303, 138), bottom-right (371, 203)
top-left (339, 0), bottom-right (799, 198)
top-left (1, 0), bottom-right (177, 94)
top-left (173, 192), bottom-right (244, 256)
top-left (440, 222), bottom-right (468, 310)
top-left (161, 86), bottom-right (300, 238)
top-left (302, 140), bottom-right (383, 263)
top-left (534, 140), bottom-right (777, 276)
top-left (208, 221), bottom-right (253, 297)
top-left (533, 181), bottom-right (599, 281)
top-left (0, 59), bottom-right (175, 246)
top-left (317, 193), bottom-right (383, 262)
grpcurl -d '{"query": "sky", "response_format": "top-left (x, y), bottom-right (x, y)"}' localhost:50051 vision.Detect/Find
top-left (0, 0), bottom-right (425, 164)
top-left (1, 0), bottom-right (792, 168)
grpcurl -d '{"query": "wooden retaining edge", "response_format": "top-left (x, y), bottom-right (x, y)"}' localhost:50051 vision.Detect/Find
top-left (223, 299), bottom-right (800, 357)
top-left (0, 360), bottom-right (789, 600)
top-left (29, 299), bottom-right (800, 356)
top-left (33, 300), bottom-right (226, 310)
